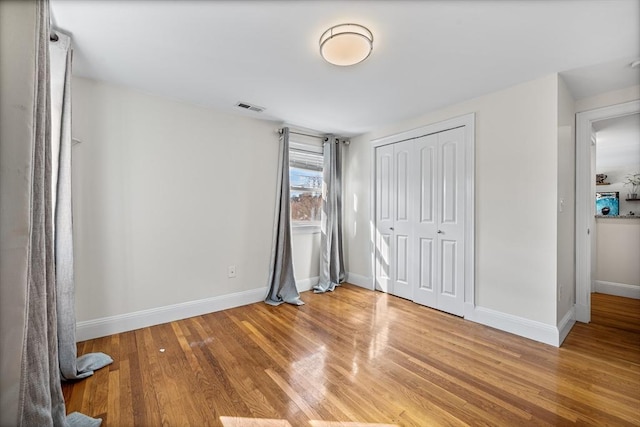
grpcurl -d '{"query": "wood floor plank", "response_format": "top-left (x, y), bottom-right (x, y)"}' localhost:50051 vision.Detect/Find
top-left (130, 329), bottom-right (162, 427)
top-left (172, 320), bottom-right (227, 426)
top-left (65, 285), bottom-right (640, 426)
top-left (118, 359), bottom-right (135, 427)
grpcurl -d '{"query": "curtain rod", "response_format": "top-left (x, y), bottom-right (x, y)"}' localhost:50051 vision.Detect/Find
top-left (275, 129), bottom-right (350, 144)
top-left (276, 128), bottom-right (328, 141)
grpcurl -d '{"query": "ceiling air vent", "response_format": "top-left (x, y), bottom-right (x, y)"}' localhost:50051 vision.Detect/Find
top-left (235, 101), bottom-right (265, 113)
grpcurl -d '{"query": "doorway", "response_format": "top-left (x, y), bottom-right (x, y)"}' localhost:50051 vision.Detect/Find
top-left (575, 100), bottom-right (640, 323)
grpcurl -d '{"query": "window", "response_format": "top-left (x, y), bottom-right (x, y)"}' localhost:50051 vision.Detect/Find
top-left (289, 143), bottom-right (323, 232)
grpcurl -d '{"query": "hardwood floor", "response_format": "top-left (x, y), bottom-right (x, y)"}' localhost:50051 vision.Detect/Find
top-left (590, 292), bottom-right (640, 334)
top-left (63, 285), bottom-right (640, 426)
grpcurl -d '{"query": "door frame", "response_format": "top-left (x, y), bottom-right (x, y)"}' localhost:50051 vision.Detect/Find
top-left (369, 113), bottom-right (476, 314)
top-left (575, 100), bottom-right (640, 323)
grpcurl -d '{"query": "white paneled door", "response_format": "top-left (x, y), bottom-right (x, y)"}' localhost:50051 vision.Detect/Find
top-left (391, 140), bottom-right (414, 300)
top-left (413, 128), bottom-right (465, 315)
top-left (375, 127), bottom-right (466, 316)
top-left (375, 144), bottom-right (394, 294)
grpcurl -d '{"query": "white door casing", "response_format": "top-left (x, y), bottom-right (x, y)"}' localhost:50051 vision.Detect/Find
top-left (575, 100), bottom-right (640, 323)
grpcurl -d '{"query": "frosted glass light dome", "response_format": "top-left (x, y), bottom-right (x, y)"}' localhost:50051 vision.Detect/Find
top-left (319, 24), bottom-right (373, 66)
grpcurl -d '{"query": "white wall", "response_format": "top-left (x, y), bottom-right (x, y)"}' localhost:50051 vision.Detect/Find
top-left (71, 77), bottom-right (319, 324)
top-left (556, 75), bottom-right (576, 323)
top-left (342, 139), bottom-right (372, 285)
top-left (596, 218), bottom-right (640, 287)
top-left (575, 85), bottom-right (640, 113)
top-left (344, 74), bottom-right (560, 326)
top-left (292, 232), bottom-right (320, 287)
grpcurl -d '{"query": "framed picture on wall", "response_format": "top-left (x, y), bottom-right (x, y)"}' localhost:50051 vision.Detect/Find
top-left (596, 192), bottom-right (619, 216)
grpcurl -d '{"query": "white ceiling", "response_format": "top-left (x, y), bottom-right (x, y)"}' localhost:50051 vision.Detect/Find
top-left (594, 113), bottom-right (640, 172)
top-left (51, 0), bottom-right (640, 136)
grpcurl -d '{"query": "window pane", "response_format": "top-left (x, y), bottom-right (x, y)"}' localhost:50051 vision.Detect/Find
top-left (290, 153), bottom-right (323, 225)
top-left (290, 166), bottom-right (322, 190)
top-left (291, 191), bottom-right (322, 222)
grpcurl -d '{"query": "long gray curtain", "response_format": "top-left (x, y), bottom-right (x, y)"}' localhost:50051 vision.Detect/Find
top-left (17, 3), bottom-right (68, 423)
top-left (3, 2), bottom-right (102, 425)
top-left (49, 30), bottom-right (112, 381)
top-left (265, 128), bottom-right (304, 306)
top-left (314, 138), bottom-right (345, 293)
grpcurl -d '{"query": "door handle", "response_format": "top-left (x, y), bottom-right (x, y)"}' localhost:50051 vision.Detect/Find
top-left (390, 227), bottom-right (394, 230)
top-left (437, 230), bottom-right (443, 234)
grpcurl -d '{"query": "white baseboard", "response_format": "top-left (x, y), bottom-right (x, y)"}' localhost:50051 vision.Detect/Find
top-left (464, 303), bottom-right (560, 347)
top-left (346, 272), bottom-right (373, 290)
top-left (558, 306), bottom-right (576, 346)
top-left (594, 280), bottom-right (640, 299)
top-left (76, 286), bottom-right (268, 342)
top-left (76, 276), bottom-right (323, 342)
top-left (297, 276), bottom-right (319, 292)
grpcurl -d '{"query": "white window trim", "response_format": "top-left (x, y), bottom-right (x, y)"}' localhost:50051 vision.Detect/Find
top-left (291, 222), bottom-right (321, 235)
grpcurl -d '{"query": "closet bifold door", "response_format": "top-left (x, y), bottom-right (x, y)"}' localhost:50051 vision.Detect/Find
top-left (413, 128), bottom-right (465, 316)
top-left (412, 133), bottom-right (438, 308)
top-left (375, 144), bottom-right (394, 293)
top-left (375, 126), bottom-right (465, 316)
top-left (375, 141), bottom-right (415, 300)
top-left (435, 127), bottom-right (465, 316)
top-left (391, 140), bottom-right (415, 300)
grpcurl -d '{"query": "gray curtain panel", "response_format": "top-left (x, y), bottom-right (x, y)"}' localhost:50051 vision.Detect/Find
top-left (13, 2), bottom-right (102, 426)
top-left (50, 30), bottom-right (112, 381)
top-left (314, 138), bottom-right (345, 293)
top-left (18, 4), bottom-right (68, 424)
top-left (265, 128), bottom-right (304, 306)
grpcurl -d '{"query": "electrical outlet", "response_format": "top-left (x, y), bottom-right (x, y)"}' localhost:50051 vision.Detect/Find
top-left (227, 265), bottom-right (236, 278)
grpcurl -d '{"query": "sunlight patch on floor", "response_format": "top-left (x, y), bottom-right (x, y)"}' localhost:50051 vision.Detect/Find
top-left (310, 422), bottom-right (398, 427)
top-left (220, 417), bottom-right (292, 427)
top-left (219, 417), bottom-right (398, 427)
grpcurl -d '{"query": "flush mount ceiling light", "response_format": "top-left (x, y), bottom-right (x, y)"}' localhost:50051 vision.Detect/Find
top-left (319, 23), bottom-right (373, 66)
